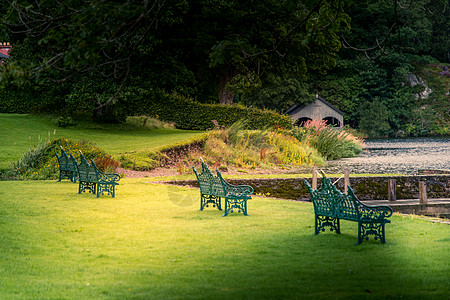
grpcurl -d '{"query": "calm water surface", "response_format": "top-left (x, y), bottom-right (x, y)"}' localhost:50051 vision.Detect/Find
top-left (323, 137), bottom-right (450, 175)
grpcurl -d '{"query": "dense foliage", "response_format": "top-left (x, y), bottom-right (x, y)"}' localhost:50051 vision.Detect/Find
top-left (0, 0), bottom-right (448, 136)
top-left (287, 119), bottom-right (363, 160)
top-left (199, 121), bottom-right (325, 170)
top-left (8, 137), bottom-right (110, 180)
top-left (314, 0), bottom-right (449, 136)
top-left (120, 91), bottom-right (292, 130)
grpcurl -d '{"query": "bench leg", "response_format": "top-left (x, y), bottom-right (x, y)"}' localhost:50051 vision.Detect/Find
top-left (336, 218), bottom-right (341, 234)
top-left (243, 200), bottom-right (248, 216)
top-left (358, 222), bottom-right (387, 244)
top-left (70, 171), bottom-right (78, 183)
top-left (199, 194), bottom-right (205, 210)
top-left (314, 215), bottom-right (319, 234)
top-left (316, 215), bottom-right (340, 234)
top-left (97, 183), bottom-right (116, 198)
top-left (200, 194), bottom-right (222, 211)
top-left (222, 199), bottom-right (229, 217)
top-left (223, 198), bottom-right (248, 217)
top-left (71, 171), bottom-right (76, 183)
top-left (79, 181), bottom-right (96, 195)
top-left (357, 222), bottom-right (363, 245)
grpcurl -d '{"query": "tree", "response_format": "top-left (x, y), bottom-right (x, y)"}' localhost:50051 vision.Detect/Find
top-left (194, 0), bottom-right (352, 104)
top-left (359, 98), bottom-right (391, 137)
top-left (2, 0), bottom-right (352, 111)
top-left (1, 0), bottom-right (171, 120)
top-left (340, 0), bottom-right (448, 61)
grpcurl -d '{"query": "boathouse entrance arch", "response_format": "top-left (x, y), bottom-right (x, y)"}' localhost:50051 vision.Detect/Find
top-left (285, 95), bottom-right (344, 129)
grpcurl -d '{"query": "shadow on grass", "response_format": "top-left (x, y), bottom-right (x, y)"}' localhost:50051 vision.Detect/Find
top-left (104, 219), bottom-right (436, 299)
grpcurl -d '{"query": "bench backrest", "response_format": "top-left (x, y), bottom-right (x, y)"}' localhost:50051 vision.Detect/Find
top-left (77, 153), bottom-right (98, 183)
top-left (56, 146), bottom-right (70, 169)
top-left (67, 154), bottom-right (79, 172)
top-left (305, 176), bottom-right (359, 221)
top-left (56, 146), bottom-right (79, 172)
top-left (192, 159), bottom-right (226, 197)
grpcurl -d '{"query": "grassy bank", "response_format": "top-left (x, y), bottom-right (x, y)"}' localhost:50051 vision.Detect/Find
top-left (0, 179), bottom-right (448, 299)
top-left (0, 113), bottom-right (204, 170)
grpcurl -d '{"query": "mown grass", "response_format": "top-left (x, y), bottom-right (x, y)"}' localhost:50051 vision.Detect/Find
top-left (0, 113), bottom-right (204, 170)
top-left (0, 179), bottom-right (448, 299)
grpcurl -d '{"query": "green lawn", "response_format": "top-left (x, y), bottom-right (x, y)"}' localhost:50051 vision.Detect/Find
top-left (0, 179), bottom-right (448, 299)
top-left (0, 113), bottom-right (204, 170)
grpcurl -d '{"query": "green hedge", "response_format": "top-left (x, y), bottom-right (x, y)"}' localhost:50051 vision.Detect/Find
top-left (0, 86), bottom-right (38, 113)
top-left (120, 90), bottom-right (292, 130)
top-left (1, 83), bottom-right (293, 130)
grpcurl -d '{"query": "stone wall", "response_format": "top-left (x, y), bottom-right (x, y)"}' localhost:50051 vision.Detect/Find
top-left (169, 175), bottom-right (450, 201)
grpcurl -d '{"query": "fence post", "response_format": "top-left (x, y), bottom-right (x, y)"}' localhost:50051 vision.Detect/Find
top-left (419, 181), bottom-right (428, 204)
top-left (312, 166), bottom-right (318, 190)
top-left (388, 179), bottom-right (397, 202)
top-left (344, 169), bottom-right (350, 194)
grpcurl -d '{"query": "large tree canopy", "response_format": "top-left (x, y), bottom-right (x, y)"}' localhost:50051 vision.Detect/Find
top-left (1, 0), bottom-right (448, 136)
top-left (2, 0), bottom-right (171, 118)
top-left (1, 0), bottom-right (351, 110)
top-left (316, 0), bottom-right (449, 135)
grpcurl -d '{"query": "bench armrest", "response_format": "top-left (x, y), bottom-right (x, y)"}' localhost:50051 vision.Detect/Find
top-left (98, 171), bottom-right (121, 183)
top-left (358, 203), bottom-right (393, 221)
top-left (304, 179), bottom-right (313, 194)
top-left (89, 159), bottom-right (120, 183)
top-left (348, 187), bottom-right (393, 221)
top-left (217, 171), bottom-right (253, 197)
top-left (223, 181), bottom-right (253, 197)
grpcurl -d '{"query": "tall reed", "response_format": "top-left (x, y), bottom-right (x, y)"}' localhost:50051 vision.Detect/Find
top-left (289, 119), bottom-right (364, 160)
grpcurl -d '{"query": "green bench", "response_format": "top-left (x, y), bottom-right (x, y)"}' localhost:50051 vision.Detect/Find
top-left (192, 158), bottom-right (253, 216)
top-left (55, 146), bottom-right (79, 182)
top-left (76, 152), bottom-right (120, 198)
top-left (304, 175), bottom-right (393, 244)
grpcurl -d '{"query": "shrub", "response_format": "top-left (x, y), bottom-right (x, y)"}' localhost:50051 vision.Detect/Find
top-left (0, 85), bottom-right (40, 113)
top-left (56, 116), bottom-right (76, 127)
top-left (288, 119), bottom-right (364, 160)
top-left (200, 122), bottom-right (324, 169)
top-left (119, 90), bottom-right (292, 130)
top-left (10, 137), bottom-right (107, 180)
top-left (125, 116), bottom-right (175, 129)
top-left (94, 155), bottom-right (120, 173)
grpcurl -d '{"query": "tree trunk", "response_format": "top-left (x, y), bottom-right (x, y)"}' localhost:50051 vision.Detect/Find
top-left (218, 69), bottom-right (235, 105)
top-left (92, 102), bottom-right (118, 123)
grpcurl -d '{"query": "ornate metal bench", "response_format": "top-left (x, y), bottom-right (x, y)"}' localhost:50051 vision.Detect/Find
top-left (55, 146), bottom-right (78, 182)
top-left (76, 152), bottom-right (120, 198)
top-left (304, 175), bottom-right (393, 244)
top-left (192, 158), bottom-right (253, 216)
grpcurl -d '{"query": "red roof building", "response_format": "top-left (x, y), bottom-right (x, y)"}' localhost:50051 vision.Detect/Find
top-left (0, 42), bottom-right (12, 62)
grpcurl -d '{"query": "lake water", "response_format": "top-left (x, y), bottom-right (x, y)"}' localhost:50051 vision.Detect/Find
top-left (322, 137), bottom-right (450, 175)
